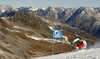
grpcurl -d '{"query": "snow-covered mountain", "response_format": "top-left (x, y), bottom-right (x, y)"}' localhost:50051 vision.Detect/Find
top-left (34, 6), bottom-right (100, 39)
top-left (29, 6), bottom-right (39, 11)
top-left (1, 5), bottom-right (100, 39)
top-left (64, 7), bottom-right (100, 39)
top-left (29, 6), bottom-right (100, 39)
top-left (0, 5), bottom-right (15, 12)
top-left (0, 5), bottom-right (17, 17)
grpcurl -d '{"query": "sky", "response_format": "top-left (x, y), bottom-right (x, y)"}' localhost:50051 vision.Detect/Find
top-left (0, 0), bottom-right (100, 8)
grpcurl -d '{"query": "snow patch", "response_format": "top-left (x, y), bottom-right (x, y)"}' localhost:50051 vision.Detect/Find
top-left (25, 34), bottom-right (61, 43)
top-left (63, 36), bottom-right (71, 44)
top-left (14, 26), bottom-right (21, 29)
top-left (14, 26), bottom-right (32, 31)
top-left (1, 17), bottom-right (5, 19)
top-left (1, 9), bottom-right (5, 12)
top-left (39, 7), bottom-right (46, 10)
top-left (48, 26), bottom-right (54, 30)
top-left (25, 34), bottom-right (70, 44)
top-left (29, 6), bottom-right (38, 11)
top-left (6, 28), bottom-right (20, 32)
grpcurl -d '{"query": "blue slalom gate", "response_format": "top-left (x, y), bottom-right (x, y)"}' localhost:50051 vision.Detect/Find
top-left (52, 25), bottom-right (63, 55)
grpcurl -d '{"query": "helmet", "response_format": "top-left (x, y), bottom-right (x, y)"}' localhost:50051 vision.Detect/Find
top-left (74, 35), bottom-right (79, 39)
top-left (76, 35), bottom-right (79, 37)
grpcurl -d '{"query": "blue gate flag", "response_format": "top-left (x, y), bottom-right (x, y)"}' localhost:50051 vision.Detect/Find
top-left (53, 30), bottom-right (62, 38)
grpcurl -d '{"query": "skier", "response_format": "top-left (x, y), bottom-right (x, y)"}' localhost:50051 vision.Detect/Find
top-left (72, 35), bottom-right (87, 50)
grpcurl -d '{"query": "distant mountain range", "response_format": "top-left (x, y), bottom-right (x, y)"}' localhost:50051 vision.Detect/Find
top-left (1, 5), bottom-right (100, 39)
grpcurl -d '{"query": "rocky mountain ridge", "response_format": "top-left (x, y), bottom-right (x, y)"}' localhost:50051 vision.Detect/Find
top-left (1, 5), bottom-right (100, 38)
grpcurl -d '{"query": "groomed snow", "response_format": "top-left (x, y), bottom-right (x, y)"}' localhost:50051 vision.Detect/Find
top-left (31, 46), bottom-right (100, 59)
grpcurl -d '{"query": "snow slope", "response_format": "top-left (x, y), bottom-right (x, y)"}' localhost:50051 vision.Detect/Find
top-left (31, 43), bottom-right (100, 59)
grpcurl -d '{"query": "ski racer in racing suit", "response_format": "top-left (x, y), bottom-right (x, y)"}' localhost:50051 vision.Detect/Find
top-left (72, 35), bottom-right (87, 50)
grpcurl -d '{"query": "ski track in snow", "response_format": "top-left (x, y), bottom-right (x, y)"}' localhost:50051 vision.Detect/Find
top-left (31, 48), bottom-right (100, 59)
